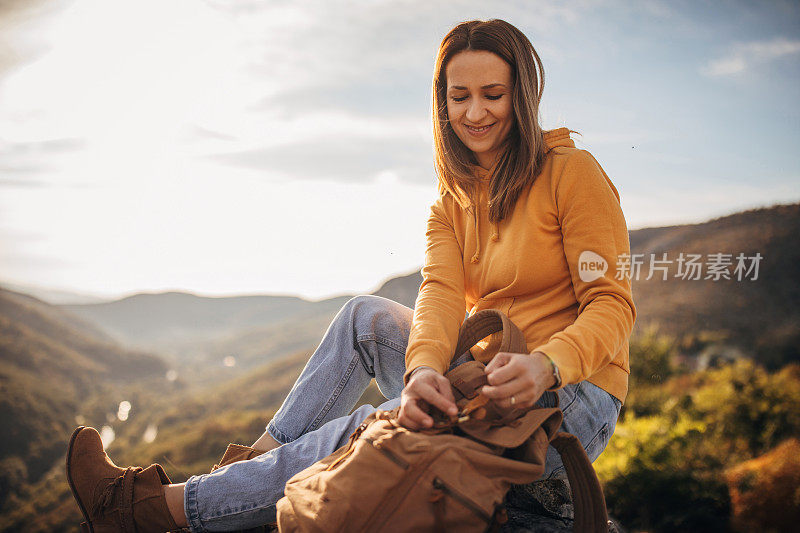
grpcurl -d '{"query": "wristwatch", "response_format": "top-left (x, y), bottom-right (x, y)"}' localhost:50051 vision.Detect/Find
top-left (544, 355), bottom-right (562, 390)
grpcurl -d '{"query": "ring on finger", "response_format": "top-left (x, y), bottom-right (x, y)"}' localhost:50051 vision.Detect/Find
top-left (510, 395), bottom-right (516, 406)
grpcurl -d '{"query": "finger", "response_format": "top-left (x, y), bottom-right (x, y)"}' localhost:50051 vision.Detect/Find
top-left (485, 351), bottom-right (512, 374)
top-left (495, 389), bottom-right (537, 409)
top-left (432, 375), bottom-right (458, 415)
top-left (400, 398), bottom-right (433, 429)
top-left (486, 357), bottom-right (521, 386)
top-left (481, 377), bottom-right (530, 400)
top-left (418, 382), bottom-right (458, 416)
top-left (483, 380), bottom-right (537, 408)
top-left (397, 410), bottom-right (421, 430)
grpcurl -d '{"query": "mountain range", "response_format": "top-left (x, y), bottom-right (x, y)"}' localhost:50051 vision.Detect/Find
top-left (57, 201), bottom-right (800, 374)
top-left (1, 201), bottom-right (798, 531)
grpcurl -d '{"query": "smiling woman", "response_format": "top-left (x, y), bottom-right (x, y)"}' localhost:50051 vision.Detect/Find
top-left (432, 19), bottom-right (548, 224)
top-left (445, 51), bottom-right (515, 168)
top-left (65, 18), bottom-right (635, 532)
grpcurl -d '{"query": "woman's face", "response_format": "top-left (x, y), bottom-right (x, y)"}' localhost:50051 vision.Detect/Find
top-left (445, 50), bottom-right (514, 171)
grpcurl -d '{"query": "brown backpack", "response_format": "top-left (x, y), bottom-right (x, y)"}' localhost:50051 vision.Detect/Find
top-left (276, 309), bottom-right (610, 532)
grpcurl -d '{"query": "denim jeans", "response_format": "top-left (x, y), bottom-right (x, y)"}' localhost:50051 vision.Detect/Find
top-left (184, 295), bottom-right (623, 532)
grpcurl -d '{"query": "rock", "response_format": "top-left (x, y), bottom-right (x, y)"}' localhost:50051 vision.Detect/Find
top-left (502, 477), bottom-right (625, 532)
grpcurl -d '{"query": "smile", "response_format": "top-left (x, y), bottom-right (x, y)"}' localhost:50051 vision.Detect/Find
top-left (464, 123), bottom-right (496, 136)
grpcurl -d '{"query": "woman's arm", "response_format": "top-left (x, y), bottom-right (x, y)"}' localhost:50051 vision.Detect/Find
top-left (403, 192), bottom-right (468, 382)
top-left (530, 149), bottom-right (637, 386)
top-left (399, 193), bottom-right (466, 429)
top-left (481, 150), bottom-right (635, 407)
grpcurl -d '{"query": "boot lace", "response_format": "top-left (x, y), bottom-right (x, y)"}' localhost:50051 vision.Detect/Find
top-left (91, 467), bottom-right (143, 516)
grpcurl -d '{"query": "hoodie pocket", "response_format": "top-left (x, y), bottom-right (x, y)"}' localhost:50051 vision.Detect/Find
top-left (468, 296), bottom-right (513, 317)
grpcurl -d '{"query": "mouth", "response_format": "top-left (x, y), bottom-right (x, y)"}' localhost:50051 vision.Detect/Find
top-left (464, 122), bottom-right (496, 137)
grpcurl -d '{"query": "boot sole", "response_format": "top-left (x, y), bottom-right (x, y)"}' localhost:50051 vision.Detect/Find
top-left (66, 426), bottom-right (95, 533)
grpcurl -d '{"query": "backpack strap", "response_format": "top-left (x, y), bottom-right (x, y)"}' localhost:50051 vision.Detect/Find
top-left (550, 432), bottom-right (610, 533)
top-left (451, 309), bottom-right (528, 364)
top-left (453, 310), bottom-right (609, 531)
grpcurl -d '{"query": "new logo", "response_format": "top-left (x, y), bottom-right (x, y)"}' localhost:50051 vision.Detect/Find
top-left (579, 250), bottom-right (607, 282)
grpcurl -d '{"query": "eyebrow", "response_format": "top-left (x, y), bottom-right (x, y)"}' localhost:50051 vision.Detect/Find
top-left (449, 83), bottom-right (507, 90)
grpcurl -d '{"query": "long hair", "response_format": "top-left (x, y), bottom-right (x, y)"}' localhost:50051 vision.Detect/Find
top-left (432, 19), bottom-right (549, 222)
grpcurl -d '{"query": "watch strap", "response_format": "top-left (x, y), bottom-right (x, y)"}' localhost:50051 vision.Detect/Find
top-left (544, 354), bottom-right (562, 390)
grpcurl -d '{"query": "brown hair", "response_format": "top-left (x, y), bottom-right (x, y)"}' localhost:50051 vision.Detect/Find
top-left (432, 19), bottom-right (548, 221)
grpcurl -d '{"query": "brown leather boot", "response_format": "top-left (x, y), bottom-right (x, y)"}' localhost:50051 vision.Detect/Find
top-left (210, 443), bottom-right (265, 473)
top-left (66, 426), bottom-right (181, 532)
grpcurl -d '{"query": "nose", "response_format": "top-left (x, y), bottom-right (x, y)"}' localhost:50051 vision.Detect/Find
top-left (465, 97), bottom-right (487, 124)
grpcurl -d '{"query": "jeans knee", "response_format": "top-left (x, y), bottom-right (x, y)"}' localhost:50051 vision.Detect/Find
top-left (344, 294), bottom-right (388, 313)
top-left (343, 295), bottom-right (408, 327)
top-left (343, 294), bottom-right (377, 312)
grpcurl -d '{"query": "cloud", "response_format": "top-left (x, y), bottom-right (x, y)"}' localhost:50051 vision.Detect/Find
top-left (0, 177), bottom-right (49, 187)
top-left (0, 136), bottom-right (85, 155)
top-left (702, 37), bottom-right (800, 77)
top-left (0, 137), bottom-right (85, 182)
top-left (0, 0), bottom-right (69, 75)
top-left (211, 0), bottom-right (587, 114)
top-left (179, 124), bottom-right (238, 143)
top-left (0, 249), bottom-right (72, 269)
top-left (207, 106), bottom-right (432, 183)
top-left (212, 136), bottom-right (434, 184)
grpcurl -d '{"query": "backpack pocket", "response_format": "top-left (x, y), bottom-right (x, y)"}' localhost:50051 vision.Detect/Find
top-left (418, 450), bottom-right (508, 533)
top-left (430, 476), bottom-right (493, 524)
top-left (368, 444), bottom-right (507, 533)
top-left (281, 424), bottom-right (418, 531)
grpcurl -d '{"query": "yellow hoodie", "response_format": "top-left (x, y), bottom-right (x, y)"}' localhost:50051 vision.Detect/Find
top-left (404, 127), bottom-right (636, 404)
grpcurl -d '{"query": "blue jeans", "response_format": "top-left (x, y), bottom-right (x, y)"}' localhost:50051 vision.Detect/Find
top-left (184, 295), bottom-right (622, 532)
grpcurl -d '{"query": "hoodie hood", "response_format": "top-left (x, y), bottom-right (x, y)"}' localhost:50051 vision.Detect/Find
top-left (468, 127), bottom-right (575, 264)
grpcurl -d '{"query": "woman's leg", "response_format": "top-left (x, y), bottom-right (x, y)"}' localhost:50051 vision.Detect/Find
top-left (256, 295), bottom-right (412, 448)
top-left (184, 396), bottom-right (402, 532)
top-left (536, 381), bottom-right (623, 479)
top-left (181, 297), bottom-right (473, 531)
top-left (182, 380), bottom-right (618, 531)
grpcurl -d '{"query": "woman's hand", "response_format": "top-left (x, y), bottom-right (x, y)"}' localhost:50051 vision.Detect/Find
top-left (398, 367), bottom-right (458, 430)
top-left (481, 351), bottom-right (556, 409)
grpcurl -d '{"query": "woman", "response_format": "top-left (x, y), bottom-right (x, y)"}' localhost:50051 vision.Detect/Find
top-left (66, 18), bottom-right (635, 532)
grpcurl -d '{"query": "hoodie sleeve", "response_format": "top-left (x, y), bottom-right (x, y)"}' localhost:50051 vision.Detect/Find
top-left (531, 149), bottom-right (637, 387)
top-left (403, 192), bottom-right (467, 384)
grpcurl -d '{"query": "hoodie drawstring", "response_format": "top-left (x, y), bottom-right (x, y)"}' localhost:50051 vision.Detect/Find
top-left (469, 202), bottom-right (500, 264)
top-left (470, 205), bottom-right (480, 264)
top-left (466, 127), bottom-right (572, 264)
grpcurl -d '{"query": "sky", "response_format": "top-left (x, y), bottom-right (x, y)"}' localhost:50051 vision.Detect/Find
top-left (0, 0), bottom-right (798, 300)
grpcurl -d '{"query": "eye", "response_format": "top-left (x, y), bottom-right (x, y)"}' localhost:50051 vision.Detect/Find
top-left (450, 95), bottom-right (468, 102)
top-left (486, 94), bottom-right (504, 101)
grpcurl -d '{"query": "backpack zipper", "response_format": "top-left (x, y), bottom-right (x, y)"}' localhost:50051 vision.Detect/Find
top-left (362, 452), bottom-right (439, 531)
top-left (432, 477), bottom-right (492, 523)
top-left (362, 436), bottom-right (410, 469)
top-left (324, 421), bottom-right (370, 472)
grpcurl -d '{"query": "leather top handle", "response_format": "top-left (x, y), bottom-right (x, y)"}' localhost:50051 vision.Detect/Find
top-left (451, 309), bottom-right (529, 365)
top-left (452, 310), bottom-right (609, 532)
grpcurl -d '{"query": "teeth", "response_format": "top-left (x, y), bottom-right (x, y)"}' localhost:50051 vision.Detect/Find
top-left (466, 124), bottom-right (492, 132)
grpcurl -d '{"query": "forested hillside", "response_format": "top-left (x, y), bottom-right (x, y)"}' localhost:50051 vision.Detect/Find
top-left (2, 202), bottom-right (799, 531)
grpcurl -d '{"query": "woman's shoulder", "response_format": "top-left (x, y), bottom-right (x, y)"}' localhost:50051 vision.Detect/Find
top-left (428, 185), bottom-right (462, 224)
top-left (548, 145), bottom-right (595, 164)
top-left (434, 181), bottom-right (471, 212)
top-left (534, 146), bottom-right (595, 191)
top-left (552, 148), bottom-right (620, 203)
top-left (529, 146), bottom-right (620, 208)
top-left (544, 146), bottom-right (609, 181)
